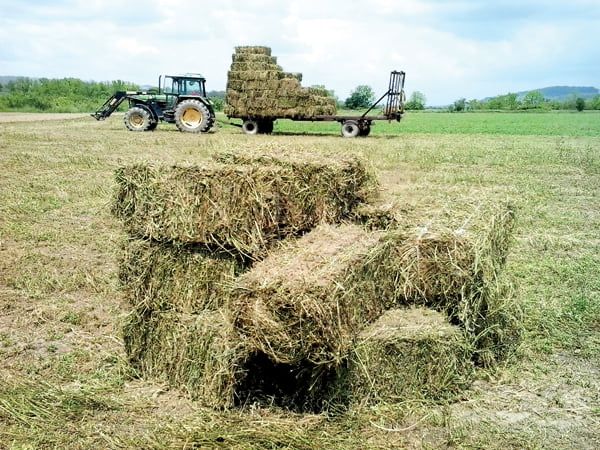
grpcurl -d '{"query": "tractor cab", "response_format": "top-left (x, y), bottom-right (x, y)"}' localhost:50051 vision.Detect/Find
top-left (160, 74), bottom-right (207, 97)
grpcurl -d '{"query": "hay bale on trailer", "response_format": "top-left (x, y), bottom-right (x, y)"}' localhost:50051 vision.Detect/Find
top-left (346, 308), bottom-right (473, 403)
top-left (224, 46), bottom-right (337, 121)
top-left (118, 238), bottom-right (245, 313)
top-left (112, 159), bottom-right (375, 257)
top-left (123, 308), bottom-right (247, 409)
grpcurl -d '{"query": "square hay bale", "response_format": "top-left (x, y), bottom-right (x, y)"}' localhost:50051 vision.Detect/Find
top-left (234, 46), bottom-right (272, 56)
top-left (227, 70), bottom-right (282, 81)
top-left (232, 53), bottom-right (278, 64)
top-left (232, 224), bottom-right (395, 366)
top-left (118, 238), bottom-right (245, 313)
top-left (229, 62), bottom-right (282, 72)
top-left (213, 148), bottom-right (377, 214)
top-left (376, 202), bottom-right (521, 366)
top-left (123, 308), bottom-right (247, 409)
top-left (346, 307), bottom-right (473, 403)
top-left (113, 160), bottom-right (375, 257)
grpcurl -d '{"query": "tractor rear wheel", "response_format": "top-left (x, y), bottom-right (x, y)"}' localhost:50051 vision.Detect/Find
top-left (124, 107), bottom-right (152, 132)
top-left (174, 100), bottom-right (211, 133)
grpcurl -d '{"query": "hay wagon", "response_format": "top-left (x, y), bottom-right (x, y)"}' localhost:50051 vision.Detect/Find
top-left (229, 70), bottom-right (406, 138)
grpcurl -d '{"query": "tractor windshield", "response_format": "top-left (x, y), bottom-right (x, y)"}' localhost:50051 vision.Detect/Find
top-left (181, 79), bottom-right (204, 96)
top-left (161, 77), bottom-right (206, 96)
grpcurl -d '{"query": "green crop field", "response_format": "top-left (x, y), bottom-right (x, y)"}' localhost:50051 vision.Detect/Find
top-left (226, 110), bottom-right (600, 137)
top-left (1, 111), bottom-right (599, 449)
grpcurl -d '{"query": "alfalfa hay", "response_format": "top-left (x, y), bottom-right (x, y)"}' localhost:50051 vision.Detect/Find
top-left (118, 238), bottom-right (245, 313)
top-left (347, 307), bottom-right (473, 403)
top-left (122, 308), bottom-right (247, 409)
top-left (113, 160), bottom-right (375, 257)
top-left (231, 223), bottom-right (395, 366)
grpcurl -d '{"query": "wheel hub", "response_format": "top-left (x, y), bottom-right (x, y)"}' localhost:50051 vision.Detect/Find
top-left (130, 114), bottom-right (144, 128)
top-left (182, 108), bottom-right (202, 127)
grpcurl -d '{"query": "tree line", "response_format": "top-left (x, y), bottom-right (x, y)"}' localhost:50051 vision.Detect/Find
top-left (0, 77), bottom-right (140, 112)
top-left (403, 90), bottom-right (600, 112)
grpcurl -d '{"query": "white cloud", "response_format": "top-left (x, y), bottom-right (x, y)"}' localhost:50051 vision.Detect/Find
top-left (0, 0), bottom-right (597, 104)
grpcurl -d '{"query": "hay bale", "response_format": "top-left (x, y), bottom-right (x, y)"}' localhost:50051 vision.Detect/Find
top-left (213, 147), bottom-right (376, 196)
top-left (232, 202), bottom-right (519, 367)
top-left (118, 238), bottom-right (244, 313)
top-left (376, 202), bottom-right (520, 366)
top-left (113, 160), bottom-right (375, 257)
top-left (346, 308), bottom-right (473, 403)
top-left (123, 308), bottom-right (247, 409)
top-left (232, 53), bottom-right (278, 64)
top-left (213, 149), bottom-right (377, 220)
top-left (225, 46), bottom-right (336, 118)
top-left (232, 224), bottom-right (395, 366)
top-left (234, 46), bottom-right (271, 56)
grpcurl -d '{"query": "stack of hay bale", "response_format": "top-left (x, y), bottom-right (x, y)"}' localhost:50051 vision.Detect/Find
top-left (224, 46), bottom-right (337, 119)
top-left (114, 149), bottom-right (521, 411)
top-left (115, 151), bottom-right (376, 408)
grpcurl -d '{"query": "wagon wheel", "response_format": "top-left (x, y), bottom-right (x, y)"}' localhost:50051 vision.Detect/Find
top-left (242, 119), bottom-right (259, 135)
top-left (341, 120), bottom-right (360, 138)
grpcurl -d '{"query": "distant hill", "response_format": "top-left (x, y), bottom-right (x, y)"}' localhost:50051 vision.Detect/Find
top-left (516, 86), bottom-right (598, 101)
top-left (0, 76), bottom-right (29, 84)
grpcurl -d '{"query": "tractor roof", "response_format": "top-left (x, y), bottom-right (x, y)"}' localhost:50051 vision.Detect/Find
top-left (167, 73), bottom-right (206, 80)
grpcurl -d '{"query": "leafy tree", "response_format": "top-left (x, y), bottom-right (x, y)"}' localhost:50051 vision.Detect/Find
top-left (589, 95), bottom-right (600, 110)
top-left (344, 85), bottom-right (375, 109)
top-left (466, 99), bottom-right (481, 110)
top-left (522, 90), bottom-right (544, 109)
top-left (207, 90), bottom-right (225, 111)
top-left (575, 97), bottom-right (585, 112)
top-left (450, 98), bottom-right (466, 112)
top-left (405, 91), bottom-right (426, 110)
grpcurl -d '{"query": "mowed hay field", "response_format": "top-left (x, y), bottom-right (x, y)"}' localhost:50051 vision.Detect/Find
top-left (1, 111), bottom-right (599, 449)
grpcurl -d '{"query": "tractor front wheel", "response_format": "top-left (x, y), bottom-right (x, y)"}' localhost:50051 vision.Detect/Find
top-left (174, 100), bottom-right (211, 133)
top-left (124, 107), bottom-right (152, 132)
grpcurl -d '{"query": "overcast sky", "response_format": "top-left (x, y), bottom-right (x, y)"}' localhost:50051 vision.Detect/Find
top-left (1, 0), bottom-right (598, 105)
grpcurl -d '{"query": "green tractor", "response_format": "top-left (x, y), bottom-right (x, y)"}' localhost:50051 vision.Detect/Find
top-left (92, 73), bottom-right (215, 133)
